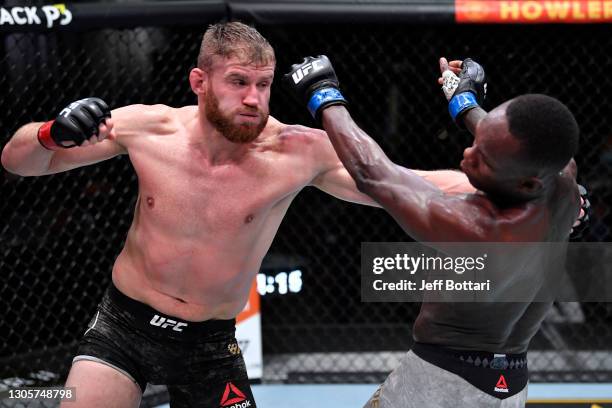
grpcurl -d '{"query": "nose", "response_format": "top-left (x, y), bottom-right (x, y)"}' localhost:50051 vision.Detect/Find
top-left (462, 146), bottom-right (476, 167)
top-left (242, 84), bottom-right (259, 108)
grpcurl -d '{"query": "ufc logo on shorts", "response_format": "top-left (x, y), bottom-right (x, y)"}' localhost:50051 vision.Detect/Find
top-left (291, 60), bottom-right (324, 84)
top-left (149, 314), bottom-right (188, 332)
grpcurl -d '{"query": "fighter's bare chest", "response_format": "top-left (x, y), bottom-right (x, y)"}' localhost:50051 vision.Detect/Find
top-left (129, 147), bottom-right (306, 233)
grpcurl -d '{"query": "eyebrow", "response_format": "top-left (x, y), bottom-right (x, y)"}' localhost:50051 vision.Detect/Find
top-left (226, 72), bottom-right (274, 82)
top-left (226, 73), bottom-right (248, 80)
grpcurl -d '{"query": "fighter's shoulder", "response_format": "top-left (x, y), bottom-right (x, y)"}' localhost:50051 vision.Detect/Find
top-left (268, 118), bottom-right (328, 151)
top-left (475, 194), bottom-right (553, 241)
top-left (113, 103), bottom-right (184, 136)
top-left (454, 193), bottom-right (499, 229)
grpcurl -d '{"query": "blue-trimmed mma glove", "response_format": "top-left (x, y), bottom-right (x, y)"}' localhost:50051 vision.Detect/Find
top-left (441, 58), bottom-right (487, 128)
top-left (570, 184), bottom-right (591, 239)
top-left (284, 55), bottom-right (347, 123)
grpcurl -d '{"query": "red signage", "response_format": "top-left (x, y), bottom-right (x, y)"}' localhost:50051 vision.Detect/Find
top-left (456, 0), bottom-right (612, 23)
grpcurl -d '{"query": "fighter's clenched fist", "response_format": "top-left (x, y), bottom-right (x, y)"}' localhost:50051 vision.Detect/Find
top-left (285, 55), bottom-right (347, 123)
top-left (438, 57), bottom-right (487, 127)
top-left (37, 97), bottom-right (112, 150)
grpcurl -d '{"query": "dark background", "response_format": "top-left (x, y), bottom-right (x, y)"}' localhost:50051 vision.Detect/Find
top-left (1, 3), bottom-right (611, 405)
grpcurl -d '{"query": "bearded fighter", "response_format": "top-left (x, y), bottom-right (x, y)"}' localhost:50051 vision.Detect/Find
top-left (0, 22), bottom-right (481, 408)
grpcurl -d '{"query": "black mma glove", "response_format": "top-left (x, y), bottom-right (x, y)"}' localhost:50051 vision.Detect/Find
top-left (37, 97), bottom-right (111, 150)
top-left (570, 184), bottom-right (591, 239)
top-left (443, 58), bottom-right (487, 127)
top-left (284, 55), bottom-right (347, 123)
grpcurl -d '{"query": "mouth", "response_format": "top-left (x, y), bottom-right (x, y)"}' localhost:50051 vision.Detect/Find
top-left (238, 112), bottom-right (259, 118)
top-left (236, 113), bottom-right (260, 123)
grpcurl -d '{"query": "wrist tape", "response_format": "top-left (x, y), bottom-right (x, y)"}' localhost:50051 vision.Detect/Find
top-left (307, 87), bottom-right (346, 119)
top-left (449, 92), bottom-right (479, 122)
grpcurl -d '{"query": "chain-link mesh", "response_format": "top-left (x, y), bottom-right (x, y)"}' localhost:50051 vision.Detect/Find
top-left (1, 21), bottom-right (611, 406)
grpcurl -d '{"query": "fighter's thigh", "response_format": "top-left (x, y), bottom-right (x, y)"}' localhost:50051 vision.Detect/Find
top-left (60, 360), bottom-right (141, 408)
top-left (363, 351), bottom-right (453, 408)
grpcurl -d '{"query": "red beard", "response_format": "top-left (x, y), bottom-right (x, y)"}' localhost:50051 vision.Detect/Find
top-left (205, 87), bottom-right (269, 144)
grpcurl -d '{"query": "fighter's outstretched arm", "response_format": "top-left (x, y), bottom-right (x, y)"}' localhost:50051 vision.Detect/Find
top-left (319, 105), bottom-right (492, 242)
top-left (312, 163), bottom-right (475, 205)
top-left (2, 121), bottom-right (124, 177)
top-left (2, 101), bottom-right (171, 177)
top-left (307, 125), bottom-right (475, 206)
top-left (285, 55), bottom-right (492, 241)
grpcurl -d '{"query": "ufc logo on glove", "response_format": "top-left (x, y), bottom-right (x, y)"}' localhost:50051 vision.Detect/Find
top-left (291, 60), bottom-right (325, 84)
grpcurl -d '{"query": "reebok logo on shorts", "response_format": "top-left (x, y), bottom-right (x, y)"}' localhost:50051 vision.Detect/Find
top-left (220, 382), bottom-right (251, 408)
top-left (494, 374), bottom-right (509, 393)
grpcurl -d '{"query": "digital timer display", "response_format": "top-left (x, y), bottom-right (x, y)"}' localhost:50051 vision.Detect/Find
top-left (256, 269), bottom-right (303, 296)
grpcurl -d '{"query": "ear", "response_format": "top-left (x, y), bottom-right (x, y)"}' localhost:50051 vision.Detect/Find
top-left (189, 68), bottom-right (208, 95)
top-left (518, 177), bottom-right (543, 195)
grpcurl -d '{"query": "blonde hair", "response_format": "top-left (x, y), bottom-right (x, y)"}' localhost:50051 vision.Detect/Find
top-left (197, 21), bottom-right (275, 70)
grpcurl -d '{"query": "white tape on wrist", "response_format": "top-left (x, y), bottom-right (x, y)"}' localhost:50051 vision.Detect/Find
top-left (442, 70), bottom-right (460, 100)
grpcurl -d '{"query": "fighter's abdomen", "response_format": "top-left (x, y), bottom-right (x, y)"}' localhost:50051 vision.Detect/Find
top-left (413, 301), bottom-right (552, 354)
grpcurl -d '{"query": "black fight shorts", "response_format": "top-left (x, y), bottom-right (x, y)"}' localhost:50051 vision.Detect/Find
top-left (74, 283), bottom-right (256, 408)
top-left (412, 342), bottom-right (528, 399)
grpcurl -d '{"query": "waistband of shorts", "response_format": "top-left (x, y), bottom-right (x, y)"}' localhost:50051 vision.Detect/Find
top-left (412, 342), bottom-right (527, 371)
top-left (107, 283), bottom-right (236, 339)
